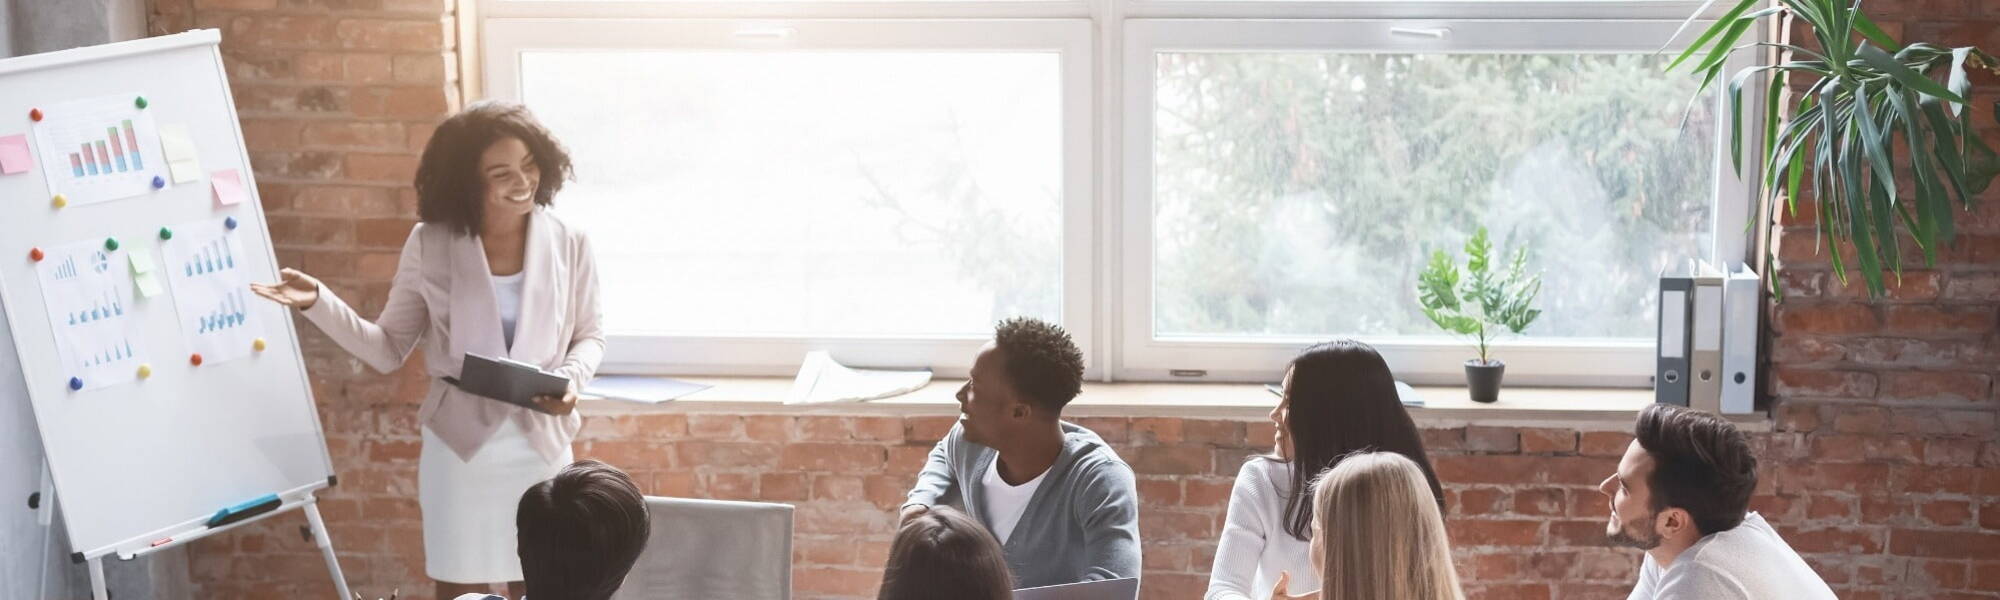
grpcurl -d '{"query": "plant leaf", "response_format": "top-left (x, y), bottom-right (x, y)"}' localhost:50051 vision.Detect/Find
top-left (1858, 44), bottom-right (1970, 104)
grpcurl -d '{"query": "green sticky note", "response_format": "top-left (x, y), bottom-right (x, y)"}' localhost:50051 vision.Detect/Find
top-left (135, 272), bottom-right (164, 298)
top-left (128, 251), bottom-right (154, 274)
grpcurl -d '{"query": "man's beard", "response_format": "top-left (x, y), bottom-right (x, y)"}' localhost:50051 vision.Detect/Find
top-left (1605, 510), bottom-right (1662, 550)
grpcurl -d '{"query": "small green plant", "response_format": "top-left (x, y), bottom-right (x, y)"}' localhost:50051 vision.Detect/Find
top-left (1417, 227), bottom-right (1543, 365)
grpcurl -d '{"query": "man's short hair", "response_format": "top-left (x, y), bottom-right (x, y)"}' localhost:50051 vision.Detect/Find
top-left (992, 317), bottom-right (1085, 415)
top-left (517, 460), bottom-right (651, 600)
top-left (1634, 403), bottom-right (1758, 535)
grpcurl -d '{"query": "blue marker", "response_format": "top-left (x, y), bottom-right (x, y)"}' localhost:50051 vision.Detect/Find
top-left (206, 493), bottom-right (282, 528)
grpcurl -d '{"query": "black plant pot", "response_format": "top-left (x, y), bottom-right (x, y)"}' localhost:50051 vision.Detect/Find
top-left (1465, 359), bottom-right (1506, 403)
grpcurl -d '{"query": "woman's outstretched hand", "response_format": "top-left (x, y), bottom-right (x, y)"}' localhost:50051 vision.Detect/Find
top-left (1269, 571), bottom-right (1320, 600)
top-left (250, 268), bottom-right (323, 310)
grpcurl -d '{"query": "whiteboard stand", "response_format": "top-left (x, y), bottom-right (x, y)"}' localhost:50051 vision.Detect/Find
top-left (69, 481), bottom-right (351, 600)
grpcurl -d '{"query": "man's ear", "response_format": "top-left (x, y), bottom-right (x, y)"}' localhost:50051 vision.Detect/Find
top-left (1011, 400), bottom-right (1030, 420)
top-left (1656, 507), bottom-right (1693, 538)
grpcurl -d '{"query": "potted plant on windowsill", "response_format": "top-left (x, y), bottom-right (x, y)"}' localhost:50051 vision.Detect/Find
top-left (1417, 227), bottom-right (1542, 403)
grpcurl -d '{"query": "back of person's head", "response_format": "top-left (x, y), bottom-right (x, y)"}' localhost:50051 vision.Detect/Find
top-left (1312, 452), bottom-right (1463, 600)
top-left (517, 460), bottom-right (651, 600)
top-left (1279, 340), bottom-right (1443, 541)
top-left (1634, 403), bottom-right (1758, 535)
top-left (878, 506), bottom-right (1013, 600)
top-left (992, 317), bottom-right (1086, 417)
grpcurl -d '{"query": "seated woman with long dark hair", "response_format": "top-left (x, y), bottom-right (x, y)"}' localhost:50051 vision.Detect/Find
top-left (878, 506), bottom-right (1013, 600)
top-left (1205, 340), bottom-right (1445, 600)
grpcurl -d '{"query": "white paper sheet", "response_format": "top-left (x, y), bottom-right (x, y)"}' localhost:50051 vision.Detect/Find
top-left (785, 350), bottom-right (932, 405)
top-left (31, 93), bottom-right (166, 205)
top-left (35, 238), bottom-right (153, 390)
top-left (158, 123), bottom-right (202, 184)
top-left (161, 217), bottom-right (263, 364)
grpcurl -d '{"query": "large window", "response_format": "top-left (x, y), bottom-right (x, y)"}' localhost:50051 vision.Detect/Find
top-left (482, 2), bottom-right (1760, 385)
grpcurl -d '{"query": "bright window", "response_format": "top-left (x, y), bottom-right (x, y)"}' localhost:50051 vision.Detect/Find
top-left (481, 3), bottom-right (1759, 385)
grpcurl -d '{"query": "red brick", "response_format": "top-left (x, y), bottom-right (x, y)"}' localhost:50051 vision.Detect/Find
top-left (1136, 477), bottom-right (1181, 508)
top-left (1131, 417), bottom-right (1184, 444)
top-left (1455, 487), bottom-right (1507, 516)
top-left (758, 473), bottom-right (808, 502)
top-left (1182, 419), bottom-right (1245, 445)
top-left (1920, 500), bottom-right (1975, 527)
top-left (1185, 477), bottom-right (1232, 508)
top-left (1879, 371), bottom-right (1992, 404)
top-left (1774, 368), bottom-right (1880, 398)
top-left (343, 152), bottom-right (417, 183)
top-left (1580, 432), bottom-right (1633, 456)
top-left (1777, 303), bottom-right (1882, 334)
top-left (1890, 529), bottom-right (2000, 559)
top-left (1422, 426), bottom-right (1467, 451)
top-left (1884, 305), bottom-right (1998, 335)
top-left (904, 415), bottom-right (955, 442)
top-left (777, 443), bottom-right (886, 473)
top-left (1466, 426), bottom-right (1521, 453)
top-left (1512, 487), bottom-right (1565, 517)
top-left (1520, 428), bottom-right (1578, 454)
top-left (1447, 519), bottom-right (1542, 547)
top-left (1128, 445), bottom-right (1211, 475)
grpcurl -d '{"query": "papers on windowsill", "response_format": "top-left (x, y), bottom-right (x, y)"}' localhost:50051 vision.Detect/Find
top-left (583, 375), bottom-right (712, 404)
top-left (785, 350), bottom-right (932, 405)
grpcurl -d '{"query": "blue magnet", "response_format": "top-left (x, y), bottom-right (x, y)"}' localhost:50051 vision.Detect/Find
top-left (225, 217), bottom-right (238, 230)
top-left (152, 175), bottom-right (165, 189)
top-left (68, 377), bottom-right (82, 391)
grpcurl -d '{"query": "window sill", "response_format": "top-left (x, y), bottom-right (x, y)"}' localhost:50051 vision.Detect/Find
top-left (581, 377), bottom-right (1770, 431)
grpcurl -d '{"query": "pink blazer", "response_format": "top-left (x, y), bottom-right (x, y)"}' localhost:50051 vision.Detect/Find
top-left (300, 208), bottom-right (604, 463)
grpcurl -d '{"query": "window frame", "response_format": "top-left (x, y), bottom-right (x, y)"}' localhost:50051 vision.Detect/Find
top-left (478, 0), bottom-right (1767, 386)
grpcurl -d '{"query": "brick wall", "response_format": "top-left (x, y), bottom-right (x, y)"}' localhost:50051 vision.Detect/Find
top-left (142, 0), bottom-right (1998, 598)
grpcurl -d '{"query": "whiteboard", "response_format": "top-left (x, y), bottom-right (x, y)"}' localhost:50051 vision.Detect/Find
top-left (0, 30), bottom-right (334, 560)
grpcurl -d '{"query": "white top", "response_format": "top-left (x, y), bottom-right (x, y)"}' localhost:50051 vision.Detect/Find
top-left (1207, 458), bottom-right (1318, 600)
top-left (492, 271), bottom-right (526, 350)
top-left (981, 456), bottom-right (1049, 545)
top-left (1626, 512), bottom-right (1836, 600)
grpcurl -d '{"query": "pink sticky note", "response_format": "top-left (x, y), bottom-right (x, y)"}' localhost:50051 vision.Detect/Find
top-left (211, 168), bottom-right (246, 206)
top-left (0, 134), bottom-right (31, 175)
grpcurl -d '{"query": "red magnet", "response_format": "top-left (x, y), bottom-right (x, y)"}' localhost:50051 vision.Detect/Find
top-left (29, 108), bottom-right (42, 122)
top-left (28, 248), bottom-right (44, 262)
top-left (189, 353), bottom-right (204, 366)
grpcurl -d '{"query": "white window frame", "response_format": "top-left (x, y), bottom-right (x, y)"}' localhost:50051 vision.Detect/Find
top-left (479, 0), bottom-right (1765, 386)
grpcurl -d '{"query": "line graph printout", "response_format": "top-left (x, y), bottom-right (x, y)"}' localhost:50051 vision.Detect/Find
top-left (32, 92), bottom-right (166, 206)
top-left (35, 238), bottom-right (152, 390)
top-left (162, 217), bottom-right (262, 363)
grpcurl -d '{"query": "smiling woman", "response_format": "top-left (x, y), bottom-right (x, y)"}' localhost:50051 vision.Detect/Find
top-left (249, 102), bottom-right (607, 600)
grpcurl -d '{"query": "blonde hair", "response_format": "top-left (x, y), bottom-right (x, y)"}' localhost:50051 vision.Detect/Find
top-left (1312, 452), bottom-right (1465, 600)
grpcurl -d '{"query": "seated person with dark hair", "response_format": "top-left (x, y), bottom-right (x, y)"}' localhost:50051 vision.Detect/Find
top-left (1599, 404), bottom-right (1833, 600)
top-left (900, 317), bottom-right (1141, 588)
top-left (878, 506), bottom-right (1014, 600)
top-left (458, 459), bottom-right (651, 600)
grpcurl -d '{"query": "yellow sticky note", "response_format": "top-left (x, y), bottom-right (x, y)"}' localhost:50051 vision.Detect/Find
top-left (128, 251), bottom-right (154, 274)
top-left (159, 124), bottom-right (202, 184)
top-left (135, 272), bottom-right (164, 298)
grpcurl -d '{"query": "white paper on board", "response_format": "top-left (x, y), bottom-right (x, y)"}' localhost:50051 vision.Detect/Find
top-left (34, 238), bottom-right (152, 390)
top-left (31, 93), bottom-right (166, 205)
top-left (161, 217), bottom-right (263, 364)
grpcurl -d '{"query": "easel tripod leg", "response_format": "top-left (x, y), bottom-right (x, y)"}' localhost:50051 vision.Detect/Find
top-left (303, 501), bottom-right (352, 600)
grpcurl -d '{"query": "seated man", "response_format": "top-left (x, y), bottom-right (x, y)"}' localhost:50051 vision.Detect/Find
top-left (901, 317), bottom-right (1141, 588)
top-left (1599, 404), bottom-right (1834, 599)
top-left (458, 459), bottom-right (651, 600)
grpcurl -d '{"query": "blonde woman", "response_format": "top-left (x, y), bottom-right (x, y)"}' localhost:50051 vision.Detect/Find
top-left (1271, 451), bottom-right (1464, 600)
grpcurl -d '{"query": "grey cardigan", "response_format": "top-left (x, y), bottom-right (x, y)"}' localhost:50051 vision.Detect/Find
top-left (905, 421), bottom-right (1142, 588)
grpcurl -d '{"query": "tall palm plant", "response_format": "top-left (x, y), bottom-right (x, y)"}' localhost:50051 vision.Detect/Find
top-left (1671, 0), bottom-right (1999, 297)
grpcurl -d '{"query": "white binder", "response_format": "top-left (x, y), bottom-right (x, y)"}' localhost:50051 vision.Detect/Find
top-left (1721, 264), bottom-right (1761, 414)
top-left (1689, 260), bottom-right (1725, 413)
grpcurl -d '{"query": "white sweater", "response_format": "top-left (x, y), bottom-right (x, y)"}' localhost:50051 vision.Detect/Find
top-left (1626, 512), bottom-right (1836, 600)
top-left (1207, 458), bottom-right (1319, 600)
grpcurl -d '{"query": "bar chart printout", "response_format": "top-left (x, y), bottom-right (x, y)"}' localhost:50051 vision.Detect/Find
top-left (162, 217), bottom-right (263, 364)
top-left (34, 239), bottom-right (152, 391)
top-left (32, 92), bottom-right (165, 206)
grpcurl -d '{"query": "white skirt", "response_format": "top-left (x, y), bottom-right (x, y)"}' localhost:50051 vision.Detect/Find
top-left (420, 418), bottom-right (572, 583)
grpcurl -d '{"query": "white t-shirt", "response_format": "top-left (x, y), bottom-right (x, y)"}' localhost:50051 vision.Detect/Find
top-left (493, 271), bottom-right (526, 350)
top-left (1626, 512), bottom-right (1836, 600)
top-left (981, 456), bottom-right (1049, 545)
top-left (1206, 458), bottom-right (1318, 600)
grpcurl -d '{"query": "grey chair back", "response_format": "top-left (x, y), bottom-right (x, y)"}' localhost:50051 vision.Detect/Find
top-left (610, 496), bottom-right (793, 600)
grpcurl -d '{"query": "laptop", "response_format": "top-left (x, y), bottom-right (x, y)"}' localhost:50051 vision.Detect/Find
top-left (1012, 577), bottom-right (1140, 600)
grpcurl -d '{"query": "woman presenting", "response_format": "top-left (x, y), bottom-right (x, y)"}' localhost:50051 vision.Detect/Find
top-left (251, 101), bottom-right (603, 598)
